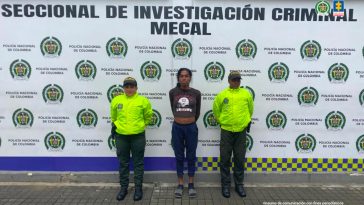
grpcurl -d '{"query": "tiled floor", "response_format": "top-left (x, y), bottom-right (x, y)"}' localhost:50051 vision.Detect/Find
top-left (0, 183), bottom-right (361, 205)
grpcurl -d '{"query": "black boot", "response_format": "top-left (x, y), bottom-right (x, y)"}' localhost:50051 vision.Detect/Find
top-left (221, 186), bottom-right (230, 198)
top-left (116, 188), bottom-right (128, 201)
top-left (235, 184), bottom-right (246, 197)
top-left (133, 187), bottom-right (143, 201)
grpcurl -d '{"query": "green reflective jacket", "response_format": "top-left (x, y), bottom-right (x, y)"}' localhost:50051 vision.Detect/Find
top-left (110, 93), bottom-right (152, 135)
top-left (213, 87), bottom-right (254, 132)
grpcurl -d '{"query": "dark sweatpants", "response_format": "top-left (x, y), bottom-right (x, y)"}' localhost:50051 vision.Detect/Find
top-left (171, 122), bottom-right (198, 177)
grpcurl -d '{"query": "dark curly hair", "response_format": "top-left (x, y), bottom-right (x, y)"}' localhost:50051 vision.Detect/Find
top-left (176, 68), bottom-right (192, 87)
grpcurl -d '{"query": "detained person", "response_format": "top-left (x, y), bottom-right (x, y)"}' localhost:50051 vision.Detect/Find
top-left (169, 68), bottom-right (201, 198)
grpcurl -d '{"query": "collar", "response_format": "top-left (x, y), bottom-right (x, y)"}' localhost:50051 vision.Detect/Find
top-left (228, 87), bottom-right (241, 92)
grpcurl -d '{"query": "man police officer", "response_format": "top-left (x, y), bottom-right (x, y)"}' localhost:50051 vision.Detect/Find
top-left (213, 71), bottom-right (254, 198)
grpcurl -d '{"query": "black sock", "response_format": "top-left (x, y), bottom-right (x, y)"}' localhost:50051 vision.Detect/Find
top-left (188, 183), bottom-right (194, 189)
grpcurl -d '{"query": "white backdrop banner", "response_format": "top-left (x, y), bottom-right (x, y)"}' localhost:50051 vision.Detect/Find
top-left (0, 0), bottom-right (363, 172)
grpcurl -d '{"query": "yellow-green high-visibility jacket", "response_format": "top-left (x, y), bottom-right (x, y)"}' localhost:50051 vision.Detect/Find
top-left (110, 93), bottom-right (153, 135)
top-left (213, 87), bottom-right (254, 132)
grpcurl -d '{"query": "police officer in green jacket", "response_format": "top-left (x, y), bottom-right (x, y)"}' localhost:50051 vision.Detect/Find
top-left (213, 71), bottom-right (254, 198)
top-left (110, 77), bottom-right (153, 201)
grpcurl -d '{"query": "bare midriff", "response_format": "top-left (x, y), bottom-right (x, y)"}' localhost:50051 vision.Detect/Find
top-left (174, 116), bottom-right (195, 124)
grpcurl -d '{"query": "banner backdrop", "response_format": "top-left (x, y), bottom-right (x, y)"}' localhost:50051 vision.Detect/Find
top-left (0, 0), bottom-right (364, 172)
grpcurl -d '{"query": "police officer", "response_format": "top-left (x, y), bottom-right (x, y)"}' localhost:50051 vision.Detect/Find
top-left (110, 77), bottom-right (153, 201)
top-left (213, 71), bottom-right (254, 198)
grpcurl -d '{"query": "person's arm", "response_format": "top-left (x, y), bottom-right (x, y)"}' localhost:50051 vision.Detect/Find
top-left (144, 98), bottom-right (153, 126)
top-left (246, 92), bottom-right (254, 133)
top-left (111, 123), bottom-right (117, 138)
top-left (169, 89), bottom-right (174, 112)
top-left (110, 100), bottom-right (117, 123)
top-left (212, 94), bottom-right (221, 123)
top-left (247, 93), bottom-right (254, 118)
top-left (110, 100), bottom-right (117, 138)
top-left (195, 91), bottom-right (201, 121)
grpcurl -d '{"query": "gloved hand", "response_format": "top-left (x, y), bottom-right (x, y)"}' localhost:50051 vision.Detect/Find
top-left (111, 123), bottom-right (117, 139)
top-left (246, 122), bottom-right (251, 133)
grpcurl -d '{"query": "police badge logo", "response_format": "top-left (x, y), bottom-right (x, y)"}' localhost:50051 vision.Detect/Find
top-left (360, 89), bottom-right (364, 107)
top-left (268, 62), bottom-right (289, 83)
top-left (171, 38), bottom-right (192, 59)
top-left (75, 60), bottom-right (97, 81)
top-left (106, 37), bottom-right (128, 58)
top-left (241, 86), bottom-right (255, 101)
top-left (77, 109), bottom-right (98, 128)
top-left (42, 84), bottom-right (64, 104)
top-left (140, 61), bottom-right (162, 81)
top-left (235, 39), bottom-right (257, 60)
top-left (328, 63), bottom-right (349, 83)
top-left (246, 134), bottom-right (254, 152)
top-left (325, 111), bottom-right (346, 131)
top-left (40, 36), bottom-right (62, 57)
top-left (315, 1), bottom-right (331, 16)
top-left (295, 134), bottom-right (316, 153)
top-left (300, 40), bottom-right (321, 60)
top-left (266, 110), bottom-right (287, 130)
top-left (9, 59), bottom-right (31, 80)
top-left (147, 109), bottom-right (161, 129)
top-left (203, 110), bottom-right (219, 129)
top-left (356, 135), bottom-right (364, 153)
top-left (204, 62), bottom-right (225, 82)
top-left (12, 108), bottom-right (34, 128)
top-left (298, 87), bottom-right (319, 106)
top-left (108, 134), bottom-right (117, 151)
top-left (107, 85), bottom-right (124, 102)
top-left (44, 132), bottom-right (65, 151)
